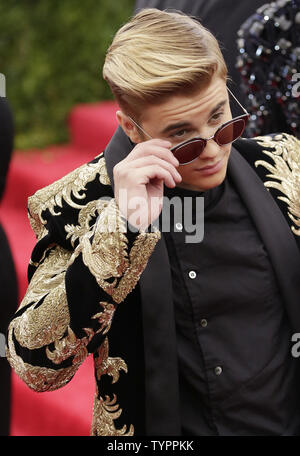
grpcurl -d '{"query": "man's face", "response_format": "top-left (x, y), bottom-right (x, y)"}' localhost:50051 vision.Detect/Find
top-left (138, 76), bottom-right (232, 192)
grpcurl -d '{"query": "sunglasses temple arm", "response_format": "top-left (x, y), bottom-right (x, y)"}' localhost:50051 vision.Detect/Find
top-left (227, 87), bottom-right (249, 115)
top-left (126, 115), bottom-right (153, 140)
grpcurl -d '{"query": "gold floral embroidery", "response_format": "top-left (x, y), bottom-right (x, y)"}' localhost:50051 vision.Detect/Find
top-left (27, 154), bottom-right (110, 238)
top-left (90, 393), bottom-right (134, 436)
top-left (64, 199), bottom-right (109, 247)
top-left (94, 337), bottom-right (127, 384)
top-left (46, 326), bottom-right (93, 365)
top-left (70, 198), bottom-right (129, 293)
top-left (90, 337), bottom-right (133, 436)
top-left (29, 243), bottom-right (55, 268)
top-left (92, 301), bottom-right (116, 336)
top-left (13, 246), bottom-right (72, 349)
top-left (46, 302), bottom-right (116, 365)
top-left (97, 155), bottom-right (111, 186)
top-left (254, 133), bottom-right (300, 236)
top-left (8, 299), bottom-right (116, 393)
top-left (28, 209), bottom-right (45, 241)
top-left (71, 198), bottom-right (161, 303)
top-left (112, 228), bottom-right (161, 304)
top-left (6, 330), bottom-right (81, 392)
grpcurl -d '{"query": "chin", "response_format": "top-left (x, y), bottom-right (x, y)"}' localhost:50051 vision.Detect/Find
top-left (182, 164), bottom-right (228, 192)
top-left (201, 171), bottom-right (226, 190)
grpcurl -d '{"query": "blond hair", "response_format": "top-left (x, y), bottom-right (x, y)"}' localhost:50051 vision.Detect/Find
top-left (103, 8), bottom-right (228, 119)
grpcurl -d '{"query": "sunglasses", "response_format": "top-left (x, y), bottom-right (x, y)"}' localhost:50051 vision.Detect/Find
top-left (128, 87), bottom-right (250, 165)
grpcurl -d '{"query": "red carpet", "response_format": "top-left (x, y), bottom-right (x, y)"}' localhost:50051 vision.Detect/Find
top-left (0, 101), bottom-right (119, 436)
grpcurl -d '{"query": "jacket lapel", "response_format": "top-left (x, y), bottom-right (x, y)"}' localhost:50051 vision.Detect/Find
top-left (104, 126), bottom-right (181, 435)
top-left (137, 234), bottom-right (182, 435)
top-left (229, 146), bottom-right (300, 333)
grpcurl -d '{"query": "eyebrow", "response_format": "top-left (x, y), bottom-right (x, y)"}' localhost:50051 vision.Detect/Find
top-left (160, 99), bottom-right (227, 135)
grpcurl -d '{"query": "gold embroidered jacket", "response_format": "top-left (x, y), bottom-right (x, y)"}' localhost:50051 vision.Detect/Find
top-left (6, 149), bottom-right (160, 436)
top-left (6, 129), bottom-right (300, 436)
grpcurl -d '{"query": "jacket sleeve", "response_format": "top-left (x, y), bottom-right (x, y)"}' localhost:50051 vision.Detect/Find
top-left (6, 162), bottom-right (160, 393)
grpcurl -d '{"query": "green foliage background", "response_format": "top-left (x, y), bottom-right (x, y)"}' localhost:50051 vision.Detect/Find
top-left (0, 0), bottom-right (135, 150)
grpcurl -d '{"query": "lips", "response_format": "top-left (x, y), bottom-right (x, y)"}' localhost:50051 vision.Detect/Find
top-left (199, 161), bottom-right (220, 171)
top-left (194, 156), bottom-right (224, 176)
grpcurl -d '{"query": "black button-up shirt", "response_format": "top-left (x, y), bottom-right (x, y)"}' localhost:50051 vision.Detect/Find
top-left (163, 176), bottom-right (300, 435)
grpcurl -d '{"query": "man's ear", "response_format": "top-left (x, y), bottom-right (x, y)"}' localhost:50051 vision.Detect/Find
top-left (116, 110), bottom-right (142, 144)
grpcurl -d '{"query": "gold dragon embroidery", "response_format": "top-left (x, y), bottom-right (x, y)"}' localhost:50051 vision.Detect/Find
top-left (6, 328), bottom-right (83, 392)
top-left (90, 337), bottom-right (134, 436)
top-left (91, 393), bottom-right (134, 436)
top-left (69, 197), bottom-right (161, 304)
top-left (7, 152), bottom-right (160, 435)
top-left (254, 133), bottom-right (300, 236)
top-left (13, 246), bottom-right (72, 348)
top-left (27, 154), bottom-right (110, 239)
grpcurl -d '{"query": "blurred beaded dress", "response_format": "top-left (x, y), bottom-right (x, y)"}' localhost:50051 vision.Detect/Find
top-left (236, 0), bottom-right (300, 138)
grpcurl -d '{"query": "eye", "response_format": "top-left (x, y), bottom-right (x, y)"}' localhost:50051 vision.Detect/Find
top-left (169, 129), bottom-right (190, 139)
top-left (210, 111), bottom-right (224, 124)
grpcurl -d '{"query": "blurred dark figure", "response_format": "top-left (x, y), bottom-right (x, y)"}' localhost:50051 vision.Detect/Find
top-left (134, 0), bottom-right (266, 116)
top-left (0, 97), bottom-right (18, 436)
top-left (236, 0), bottom-right (300, 137)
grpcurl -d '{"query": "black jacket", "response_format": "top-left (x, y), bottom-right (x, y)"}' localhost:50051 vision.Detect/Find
top-left (6, 126), bottom-right (300, 435)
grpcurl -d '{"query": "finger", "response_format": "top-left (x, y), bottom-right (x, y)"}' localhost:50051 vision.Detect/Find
top-left (136, 138), bottom-right (172, 148)
top-left (125, 155), bottom-right (182, 182)
top-left (131, 164), bottom-right (178, 188)
top-left (123, 142), bottom-right (179, 167)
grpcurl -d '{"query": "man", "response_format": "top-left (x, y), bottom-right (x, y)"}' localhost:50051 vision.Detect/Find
top-left (6, 8), bottom-right (300, 436)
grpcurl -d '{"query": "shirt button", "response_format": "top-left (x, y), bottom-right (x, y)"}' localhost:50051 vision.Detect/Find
top-left (214, 366), bottom-right (223, 376)
top-left (175, 222), bottom-right (183, 231)
top-left (188, 270), bottom-right (197, 279)
top-left (200, 318), bottom-right (208, 327)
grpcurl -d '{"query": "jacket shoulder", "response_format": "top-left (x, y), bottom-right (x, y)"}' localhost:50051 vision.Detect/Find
top-left (234, 133), bottom-right (300, 165)
top-left (236, 133), bottom-right (300, 237)
top-left (27, 152), bottom-right (113, 243)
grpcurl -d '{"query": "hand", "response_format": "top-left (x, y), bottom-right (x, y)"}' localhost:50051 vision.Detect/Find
top-left (113, 139), bottom-right (182, 230)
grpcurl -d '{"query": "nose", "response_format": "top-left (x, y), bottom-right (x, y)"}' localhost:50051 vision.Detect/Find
top-left (199, 137), bottom-right (221, 161)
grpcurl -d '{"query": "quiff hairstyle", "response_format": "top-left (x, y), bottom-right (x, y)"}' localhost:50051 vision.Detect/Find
top-left (103, 8), bottom-right (228, 120)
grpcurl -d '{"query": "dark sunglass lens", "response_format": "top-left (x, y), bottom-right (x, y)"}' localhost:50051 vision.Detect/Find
top-left (216, 119), bottom-right (246, 145)
top-left (172, 140), bottom-right (205, 164)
